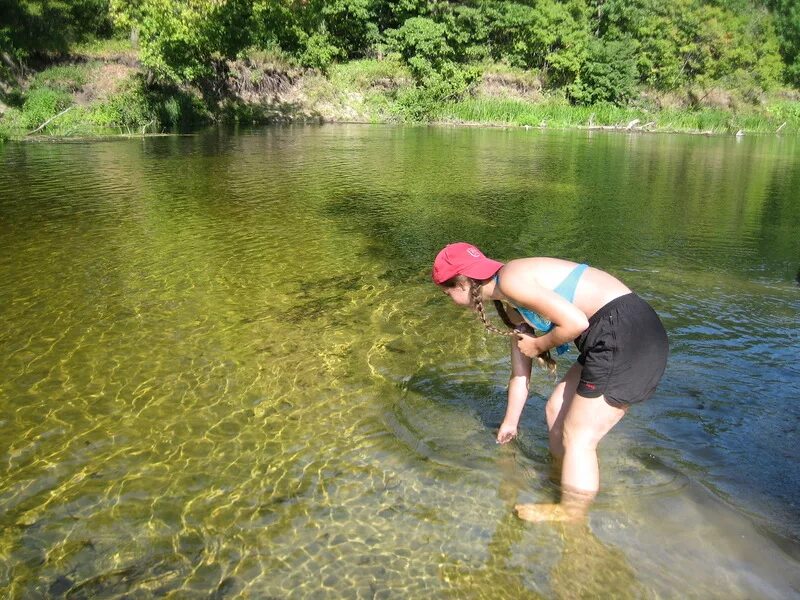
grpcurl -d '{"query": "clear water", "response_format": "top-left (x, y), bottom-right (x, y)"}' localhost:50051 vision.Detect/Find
top-left (1, 126), bottom-right (798, 598)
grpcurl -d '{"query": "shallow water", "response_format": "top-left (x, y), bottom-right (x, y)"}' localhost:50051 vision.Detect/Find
top-left (1, 125), bottom-right (799, 598)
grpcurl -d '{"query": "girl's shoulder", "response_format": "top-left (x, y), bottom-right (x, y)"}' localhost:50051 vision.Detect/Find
top-left (496, 258), bottom-right (544, 294)
top-left (501, 256), bottom-right (571, 276)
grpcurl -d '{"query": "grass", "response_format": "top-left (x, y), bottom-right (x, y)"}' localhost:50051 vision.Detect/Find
top-left (328, 58), bottom-right (411, 89)
top-left (440, 97), bottom-right (644, 128)
top-left (439, 96), bottom-right (799, 134)
top-left (29, 64), bottom-right (92, 92)
top-left (71, 37), bottom-right (137, 59)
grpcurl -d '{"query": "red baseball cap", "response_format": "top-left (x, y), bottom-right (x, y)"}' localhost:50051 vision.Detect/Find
top-left (432, 242), bottom-right (504, 284)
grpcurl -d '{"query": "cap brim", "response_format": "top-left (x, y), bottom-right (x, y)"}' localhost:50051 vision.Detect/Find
top-left (461, 258), bottom-right (504, 280)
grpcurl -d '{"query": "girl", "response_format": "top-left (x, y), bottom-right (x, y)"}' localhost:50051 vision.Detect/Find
top-left (432, 242), bottom-right (668, 522)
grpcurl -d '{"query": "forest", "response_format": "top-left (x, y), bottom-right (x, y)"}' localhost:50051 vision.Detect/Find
top-left (1, 0), bottom-right (799, 134)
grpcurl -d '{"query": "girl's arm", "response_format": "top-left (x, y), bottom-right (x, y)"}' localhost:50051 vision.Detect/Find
top-left (497, 337), bottom-right (533, 444)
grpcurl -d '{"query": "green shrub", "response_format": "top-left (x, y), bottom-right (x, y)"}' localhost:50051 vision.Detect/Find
top-left (320, 0), bottom-right (379, 59)
top-left (30, 64), bottom-right (90, 92)
top-left (90, 75), bottom-right (210, 132)
top-left (21, 87), bottom-right (73, 129)
top-left (766, 98), bottom-right (800, 129)
top-left (92, 77), bottom-right (155, 129)
top-left (486, 0), bottom-right (588, 86)
top-left (395, 63), bottom-right (478, 121)
top-left (569, 38), bottom-right (639, 105)
top-left (110, 0), bottom-right (252, 83)
top-left (299, 32), bottom-right (343, 72)
top-left (384, 17), bottom-right (453, 79)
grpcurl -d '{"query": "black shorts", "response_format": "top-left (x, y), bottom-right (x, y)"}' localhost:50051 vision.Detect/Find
top-left (575, 293), bottom-right (668, 407)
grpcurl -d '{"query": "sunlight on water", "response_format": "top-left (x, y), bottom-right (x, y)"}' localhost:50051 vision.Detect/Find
top-left (1, 126), bottom-right (798, 598)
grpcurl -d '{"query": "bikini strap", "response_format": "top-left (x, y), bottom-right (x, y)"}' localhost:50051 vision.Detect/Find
top-left (553, 263), bottom-right (588, 303)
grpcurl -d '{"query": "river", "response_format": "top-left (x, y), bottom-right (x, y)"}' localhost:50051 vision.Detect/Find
top-left (1, 125), bottom-right (798, 598)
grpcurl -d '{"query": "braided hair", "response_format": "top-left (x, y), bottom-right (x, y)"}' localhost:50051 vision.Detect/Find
top-left (445, 275), bottom-right (557, 373)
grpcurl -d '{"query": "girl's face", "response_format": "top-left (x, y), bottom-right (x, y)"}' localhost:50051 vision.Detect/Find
top-left (441, 279), bottom-right (472, 307)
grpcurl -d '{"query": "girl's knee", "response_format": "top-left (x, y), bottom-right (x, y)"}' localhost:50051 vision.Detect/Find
top-left (545, 397), bottom-right (562, 427)
top-left (561, 423), bottom-right (601, 452)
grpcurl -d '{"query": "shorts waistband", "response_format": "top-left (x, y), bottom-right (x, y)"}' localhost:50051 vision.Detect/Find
top-left (587, 292), bottom-right (638, 326)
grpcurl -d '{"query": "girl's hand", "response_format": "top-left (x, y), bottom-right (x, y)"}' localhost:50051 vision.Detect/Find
top-left (497, 423), bottom-right (518, 444)
top-left (515, 332), bottom-right (543, 359)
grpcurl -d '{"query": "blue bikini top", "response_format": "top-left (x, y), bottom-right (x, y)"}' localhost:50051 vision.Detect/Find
top-left (494, 263), bottom-right (588, 355)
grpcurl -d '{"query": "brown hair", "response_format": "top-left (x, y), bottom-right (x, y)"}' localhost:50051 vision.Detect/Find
top-left (444, 275), bottom-right (557, 373)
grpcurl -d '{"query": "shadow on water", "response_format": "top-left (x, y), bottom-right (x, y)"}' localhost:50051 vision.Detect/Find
top-left (322, 187), bottom-right (589, 287)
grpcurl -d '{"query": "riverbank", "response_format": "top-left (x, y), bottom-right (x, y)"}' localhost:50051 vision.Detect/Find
top-left (2, 41), bottom-right (798, 140)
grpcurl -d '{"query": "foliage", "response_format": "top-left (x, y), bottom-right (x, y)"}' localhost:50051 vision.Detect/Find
top-left (439, 5), bottom-right (492, 63)
top-left (109, 0), bottom-right (253, 82)
top-left (382, 15), bottom-right (481, 119)
top-left (569, 37), bottom-right (640, 104)
top-left (91, 74), bottom-right (210, 130)
top-left (487, 0), bottom-right (589, 86)
top-left (767, 0), bottom-right (800, 85)
top-left (394, 62), bottom-right (478, 121)
top-left (19, 87), bottom-right (72, 129)
top-left (0, 0), bottom-right (112, 63)
top-left (250, 0), bottom-right (378, 71)
top-left (299, 32), bottom-right (343, 71)
top-left (319, 0), bottom-right (380, 58)
top-left (590, 0), bottom-right (784, 92)
top-left (384, 17), bottom-right (452, 77)
top-left (29, 64), bottom-right (91, 93)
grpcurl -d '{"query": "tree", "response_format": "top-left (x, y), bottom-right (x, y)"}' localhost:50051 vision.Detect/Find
top-left (486, 0), bottom-right (589, 87)
top-left (768, 0), bottom-right (800, 85)
top-left (110, 0), bottom-right (253, 82)
top-left (1, 0), bottom-right (112, 65)
top-left (570, 36), bottom-right (639, 103)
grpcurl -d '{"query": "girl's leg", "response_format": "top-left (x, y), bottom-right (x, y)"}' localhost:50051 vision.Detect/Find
top-left (517, 392), bottom-right (627, 522)
top-left (559, 393), bottom-right (627, 499)
top-left (545, 363), bottom-right (583, 459)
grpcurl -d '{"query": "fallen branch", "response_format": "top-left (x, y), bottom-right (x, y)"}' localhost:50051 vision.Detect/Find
top-left (1, 51), bottom-right (18, 71)
top-left (625, 118), bottom-right (640, 130)
top-left (776, 122), bottom-right (787, 134)
top-left (26, 106), bottom-right (74, 135)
